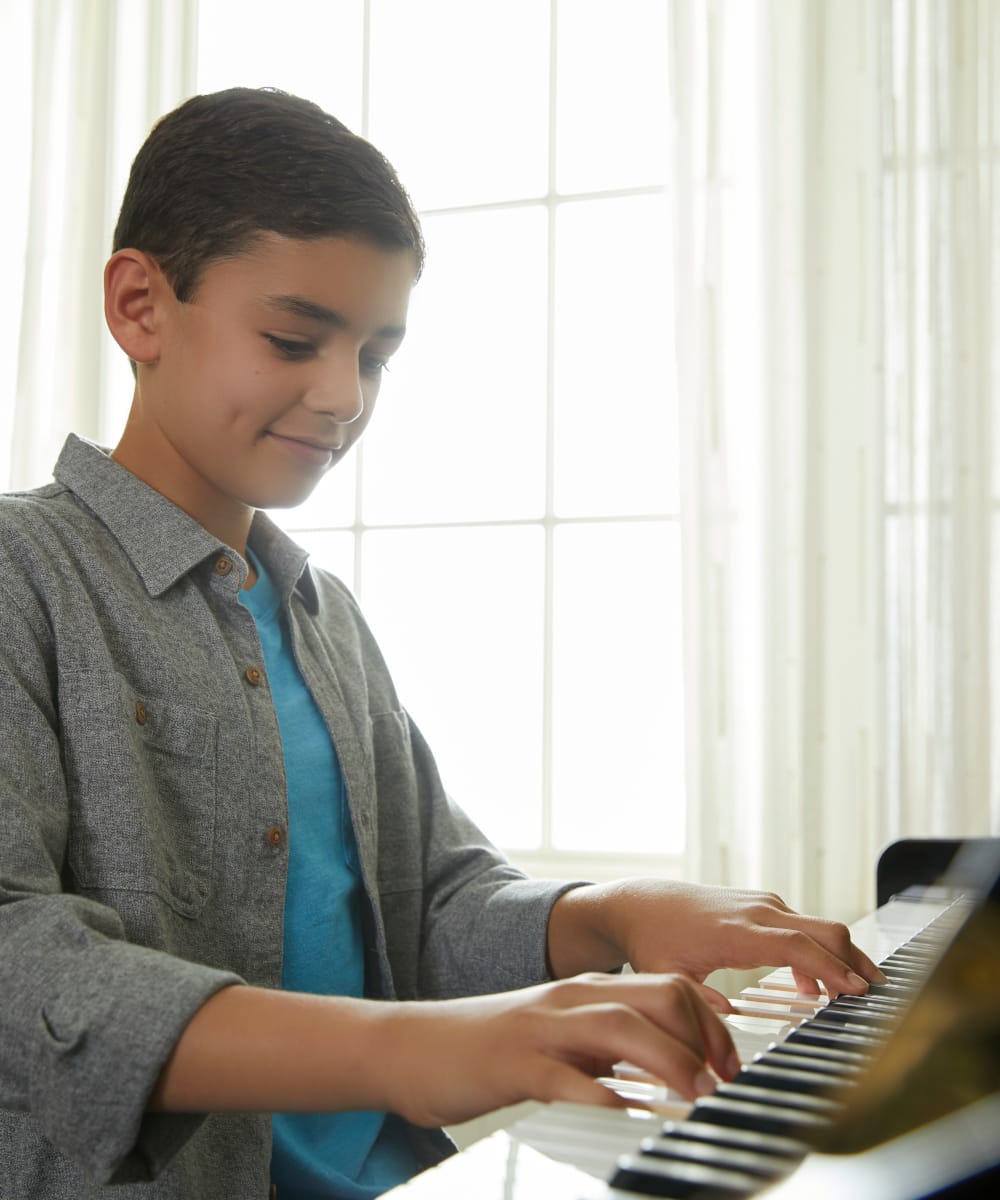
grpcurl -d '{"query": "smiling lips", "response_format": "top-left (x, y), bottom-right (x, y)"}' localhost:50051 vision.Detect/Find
top-left (266, 431), bottom-right (338, 465)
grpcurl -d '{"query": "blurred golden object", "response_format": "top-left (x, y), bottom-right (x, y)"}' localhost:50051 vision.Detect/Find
top-left (816, 895), bottom-right (1000, 1154)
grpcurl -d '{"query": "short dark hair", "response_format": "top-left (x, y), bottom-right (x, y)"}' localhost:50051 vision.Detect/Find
top-left (112, 87), bottom-right (424, 301)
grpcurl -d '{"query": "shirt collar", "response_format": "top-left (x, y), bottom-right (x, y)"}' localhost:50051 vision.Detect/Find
top-left (248, 511), bottom-right (318, 612)
top-left (54, 433), bottom-right (319, 612)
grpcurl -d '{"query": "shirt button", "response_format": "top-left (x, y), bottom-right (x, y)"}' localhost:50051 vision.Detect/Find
top-left (244, 665), bottom-right (264, 687)
top-left (214, 556), bottom-right (234, 576)
top-left (266, 825), bottom-right (285, 848)
top-left (135, 701), bottom-right (148, 725)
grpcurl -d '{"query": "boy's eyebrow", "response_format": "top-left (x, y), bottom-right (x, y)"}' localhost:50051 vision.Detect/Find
top-left (264, 294), bottom-right (406, 340)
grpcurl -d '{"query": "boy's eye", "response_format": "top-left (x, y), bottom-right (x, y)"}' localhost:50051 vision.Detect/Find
top-left (361, 355), bottom-right (390, 378)
top-left (264, 335), bottom-right (314, 360)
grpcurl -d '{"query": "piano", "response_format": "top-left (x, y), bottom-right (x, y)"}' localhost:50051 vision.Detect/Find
top-left (383, 840), bottom-right (1000, 1199)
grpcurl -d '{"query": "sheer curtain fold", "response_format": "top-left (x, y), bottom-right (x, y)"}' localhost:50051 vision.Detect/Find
top-left (880, 0), bottom-right (998, 848)
top-left (10, 0), bottom-right (198, 492)
top-left (675, 0), bottom-right (998, 921)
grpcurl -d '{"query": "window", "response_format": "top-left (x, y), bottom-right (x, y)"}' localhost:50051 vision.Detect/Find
top-left (197, 0), bottom-right (685, 876)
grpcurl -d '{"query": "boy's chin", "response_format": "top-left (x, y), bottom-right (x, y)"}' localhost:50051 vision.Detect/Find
top-left (255, 488), bottom-right (323, 512)
top-left (250, 467), bottom-right (340, 513)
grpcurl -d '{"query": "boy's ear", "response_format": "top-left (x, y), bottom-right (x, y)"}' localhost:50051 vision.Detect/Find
top-left (103, 249), bottom-right (170, 364)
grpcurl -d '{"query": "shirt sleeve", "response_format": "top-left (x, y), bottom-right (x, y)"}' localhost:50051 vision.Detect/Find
top-left (0, 577), bottom-right (242, 1184)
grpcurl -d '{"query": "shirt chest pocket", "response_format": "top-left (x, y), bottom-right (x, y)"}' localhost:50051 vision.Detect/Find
top-left (61, 669), bottom-right (218, 918)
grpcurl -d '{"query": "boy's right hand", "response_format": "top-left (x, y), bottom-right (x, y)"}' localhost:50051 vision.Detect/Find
top-left (150, 972), bottom-right (738, 1125)
top-left (370, 972), bottom-right (738, 1128)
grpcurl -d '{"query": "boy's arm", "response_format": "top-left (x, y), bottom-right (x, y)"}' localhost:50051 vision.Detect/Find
top-left (150, 972), bottom-right (739, 1127)
top-left (546, 878), bottom-right (886, 997)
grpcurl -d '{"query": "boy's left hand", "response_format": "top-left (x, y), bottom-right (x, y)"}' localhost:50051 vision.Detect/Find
top-left (547, 879), bottom-right (886, 998)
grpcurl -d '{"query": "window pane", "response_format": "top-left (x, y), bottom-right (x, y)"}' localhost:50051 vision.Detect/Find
top-left (361, 206), bottom-right (548, 524)
top-left (197, 0), bottom-right (364, 129)
top-left (359, 525), bottom-right (545, 847)
top-left (554, 194), bottom-right (678, 516)
top-left (556, 0), bottom-right (670, 194)
top-left (551, 521), bottom-right (685, 853)
top-left (368, 0), bottom-right (549, 209)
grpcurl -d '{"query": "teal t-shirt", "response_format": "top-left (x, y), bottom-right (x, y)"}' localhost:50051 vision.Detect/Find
top-left (239, 555), bottom-right (420, 1198)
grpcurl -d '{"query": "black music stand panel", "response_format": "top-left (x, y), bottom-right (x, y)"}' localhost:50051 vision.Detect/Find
top-left (876, 837), bottom-right (1000, 908)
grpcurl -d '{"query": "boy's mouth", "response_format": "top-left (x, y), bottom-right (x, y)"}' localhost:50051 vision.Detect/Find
top-left (265, 431), bottom-right (337, 466)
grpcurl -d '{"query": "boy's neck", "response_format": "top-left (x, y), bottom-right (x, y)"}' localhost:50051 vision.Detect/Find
top-left (111, 416), bottom-right (255, 564)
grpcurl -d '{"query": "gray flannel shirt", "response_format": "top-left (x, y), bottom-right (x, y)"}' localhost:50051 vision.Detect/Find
top-left (0, 435), bottom-right (574, 1198)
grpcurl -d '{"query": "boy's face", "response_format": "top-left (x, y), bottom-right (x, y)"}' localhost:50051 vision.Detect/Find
top-left (118, 233), bottom-right (415, 536)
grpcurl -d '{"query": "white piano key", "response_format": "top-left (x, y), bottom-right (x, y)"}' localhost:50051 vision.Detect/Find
top-left (727, 1001), bottom-right (809, 1023)
top-left (507, 1101), bottom-right (662, 1181)
top-left (738, 987), bottom-right (827, 1010)
top-left (725, 1014), bottom-right (795, 1066)
top-left (597, 1075), bottom-right (692, 1116)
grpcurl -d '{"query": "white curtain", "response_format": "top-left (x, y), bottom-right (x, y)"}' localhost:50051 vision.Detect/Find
top-left (674, 0), bottom-right (998, 923)
top-left (6, 0), bottom-right (198, 491)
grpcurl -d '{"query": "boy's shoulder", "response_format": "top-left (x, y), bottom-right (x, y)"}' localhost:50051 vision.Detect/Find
top-left (0, 434), bottom-right (108, 543)
top-left (0, 479), bottom-right (78, 539)
top-left (0, 479), bottom-right (68, 505)
top-left (0, 479), bottom-right (105, 585)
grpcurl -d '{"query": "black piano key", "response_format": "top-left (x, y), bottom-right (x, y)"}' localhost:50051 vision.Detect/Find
top-left (610, 1153), bottom-right (762, 1197)
top-left (877, 964), bottom-right (927, 982)
top-left (832, 992), bottom-right (907, 1011)
top-left (891, 939), bottom-right (943, 956)
top-left (817, 1002), bottom-right (899, 1027)
top-left (736, 1062), bottom-right (857, 1094)
top-left (878, 961), bottom-right (934, 977)
top-left (801, 1016), bottom-right (891, 1039)
top-left (691, 1094), bottom-right (833, 1137)
top-left (865, 980), bottom-right (915, 997)
top-left (713, 1082), bottom-right (844, 1115)
top-left (755, 1048), bottom-right (863, 1077)
top-left (767, 1039), bottom-right (869, 1067)
top-left (882, 946), bottom-right (938, 962)
top-left (637, 1133), bottom-right (797, 1180)
top-left (789, 1025), bottom-right (884, 1051)
top-left (892, 938), bottom-right (942, 951)
top-left (658, 1119), bottom-right (808, 1160)
top-left (876, 964), bottom-right (934, 981)
top-left (910, 925), bottom-right (958, 941)
top-left (840, 993), bottom-right (899, 1012)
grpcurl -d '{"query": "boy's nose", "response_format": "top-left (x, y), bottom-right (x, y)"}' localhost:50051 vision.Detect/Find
top-left (303, 364), bottom-right (364, 425)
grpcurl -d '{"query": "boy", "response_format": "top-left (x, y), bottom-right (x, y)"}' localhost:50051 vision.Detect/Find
top-left (0, 89), bottom-right (881, 1199)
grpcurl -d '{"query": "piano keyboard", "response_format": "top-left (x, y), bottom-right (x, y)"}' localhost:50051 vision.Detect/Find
top-left (382, 882), bottom-right (999, 1199)
top-left (604, 895), bottom-right (969, 1198)
top-left (496, 890), bottom-right (961, 1187)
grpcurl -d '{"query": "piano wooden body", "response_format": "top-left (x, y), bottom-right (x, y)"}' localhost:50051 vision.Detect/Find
top-left (383, 857), bottom-right (1000, 1199)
